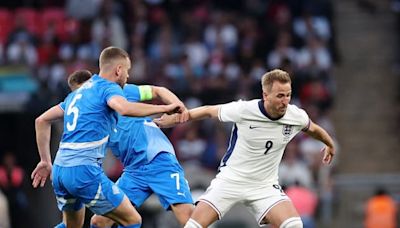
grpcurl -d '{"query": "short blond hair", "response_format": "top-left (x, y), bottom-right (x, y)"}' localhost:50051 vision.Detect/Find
top-left (99, 46), bottom-right (129, 70)
top-left (261, 69), bottom-right (291, 92)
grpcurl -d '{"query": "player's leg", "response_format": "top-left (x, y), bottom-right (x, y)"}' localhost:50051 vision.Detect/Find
top-left (184, 177), bottom-right (239, 228)
top-left (170, 203), bottom-right (194, 225)
top-left (87, 179), bottom-right (142, 227)
top-left (70, 166), bottom-right (141, 227)
top-left (254, 184), bottom-right (302, 228)
top-left (90, 171), bottom-right (149, 228)
top-left (90, 214), bottom-right (115, 228)
top-left (184, 201), bottom-right (219, 228)
top-left (101, 195), bottom-right (142, 227)
top-left (245, 184), bottom-right (302, 228)
top-left (52, 165), bottom-right (86, 228)
top-left (63, 207), bottom-right (85, 228)
top-left (146, 152), bottom-right (194, 225)
top-left (261, 200), bottom-right (302, 228)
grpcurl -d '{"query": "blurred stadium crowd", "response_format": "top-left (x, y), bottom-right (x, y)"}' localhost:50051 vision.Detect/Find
top-left (0, 0), bottom-right (340, 227)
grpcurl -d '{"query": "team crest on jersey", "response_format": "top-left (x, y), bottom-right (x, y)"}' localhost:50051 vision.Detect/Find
top-left (282, 125), bottom-right (293, 137)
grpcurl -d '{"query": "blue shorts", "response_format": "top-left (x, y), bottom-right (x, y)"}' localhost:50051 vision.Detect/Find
top-left (116, 152), bottom-right (193, 210)
top-left (52, 165), bottom-right (125, 215)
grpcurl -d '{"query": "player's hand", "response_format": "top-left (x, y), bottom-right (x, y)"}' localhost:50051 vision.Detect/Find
top-left (31, 161), bottom-right (52, 188)
top-left (177, 103), bottom-right (189, 123)
top-left (321, 146), bottom-right (335, 165)
top-left (154, 113), bottom-right (179, 128)
top-left (164, 103), bottom-right (181, 114)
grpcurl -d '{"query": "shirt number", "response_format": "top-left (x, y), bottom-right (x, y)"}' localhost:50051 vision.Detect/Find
top-left (264, 140), bottom-right (273, 154)
top-left (66, 94), bottom-right (83, 131)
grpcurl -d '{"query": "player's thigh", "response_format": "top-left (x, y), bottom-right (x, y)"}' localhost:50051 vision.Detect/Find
top-left (245, 184), bottom-right (295, 226)
top-left (63, 207), bottom-right (85, 228)
top-left (170, 203), bottom-right (194, 225)
top-left (193, 177), bottom-right (242, 226)
top-left (102, 195), bottom-right (141, 226)
top-left (262, 200), bottom-right (300, 227)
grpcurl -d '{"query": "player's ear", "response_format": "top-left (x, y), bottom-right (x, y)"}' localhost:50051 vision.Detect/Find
top-left (262, 91), bottom-right (268, 99)
top-left (115, 64), bottom-right (122, 76)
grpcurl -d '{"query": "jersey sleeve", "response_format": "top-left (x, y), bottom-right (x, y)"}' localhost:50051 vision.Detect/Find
top-left (299, 108), bottom-right (311, 131)
top-left (123, 84), bottom-right (141, 102)
top-left (218, 100), bottom-right (245, 123)
top-left (59, 101), bottom-right (66, 111)
top-left (123, 84), bottom-right (153, 102)
top-left (59, 93), bottom-right (72, 111)
top-left (103, 83), bottom-right (125, 103)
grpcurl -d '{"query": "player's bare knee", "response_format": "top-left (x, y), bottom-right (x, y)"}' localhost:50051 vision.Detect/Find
top-left (279, 217), bottom-right (303, 228)
top-left (90, 215), bottom-right (110, 227)
top-left (172, 203), bottom-right (194, 225)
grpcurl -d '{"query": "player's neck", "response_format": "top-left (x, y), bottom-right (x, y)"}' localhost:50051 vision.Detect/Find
top-left (98, 71), bottom-right (116, 83)
top-left (264, 103), bottom-right (284, 120)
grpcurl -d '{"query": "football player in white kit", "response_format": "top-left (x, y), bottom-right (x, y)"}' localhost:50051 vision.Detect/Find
top-left (155, 69), bottom-right (335, 228)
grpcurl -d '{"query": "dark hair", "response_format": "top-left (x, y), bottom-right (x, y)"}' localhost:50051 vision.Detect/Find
top-left (68, 70), bottom-right (92, 91)
top-left (99, 46), bottom-right (129, 69)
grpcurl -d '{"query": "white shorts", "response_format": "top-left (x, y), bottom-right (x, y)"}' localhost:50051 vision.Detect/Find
top-left (198, 177), bottom-right (290, 226)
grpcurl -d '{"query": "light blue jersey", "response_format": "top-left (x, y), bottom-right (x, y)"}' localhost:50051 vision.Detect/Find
top-left (109, 84), bottom-right (193, 209)
top-left (108, 84), bottom-right (175, 170)
top-left (52, 74), bottom-right (127, 215)
top-left (54, 74), bottom-right (124, 167)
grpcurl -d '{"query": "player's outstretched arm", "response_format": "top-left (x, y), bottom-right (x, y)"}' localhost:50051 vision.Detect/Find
top-left (154, 105), bottom-right (220, 128)
top-left (32, 105), bottom-right (64, 188)
top-left (188, 105), bottom-right (220, 120)
top-left (108, 96), bottom-right (180, 117)
top-left (304, 120), bottom-right (335, 165)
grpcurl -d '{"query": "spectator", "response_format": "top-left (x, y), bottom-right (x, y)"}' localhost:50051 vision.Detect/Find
top-left (285, 181), bottom-right (318, 228)
top-left (0, 152), bottom-right (29, 228)
top-left (0, 189), bottom-right (10, 228)
top-left (279, 141), bottom-right (314, 189)
top-left (364, 187), bottom-right (398, 228)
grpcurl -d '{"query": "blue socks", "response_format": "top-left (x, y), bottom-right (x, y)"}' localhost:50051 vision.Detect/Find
top-left (118, 224), bottom-right (141, 228)
top-left (54, 223), bottom-right (66, 228)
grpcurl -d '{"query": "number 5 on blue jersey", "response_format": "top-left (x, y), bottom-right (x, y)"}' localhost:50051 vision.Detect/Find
top-left (66, 94), bottom-right (83, 131)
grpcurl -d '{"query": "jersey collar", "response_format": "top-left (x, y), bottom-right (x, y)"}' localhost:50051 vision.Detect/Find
top-left (258, 99), bottom-right (284, 121)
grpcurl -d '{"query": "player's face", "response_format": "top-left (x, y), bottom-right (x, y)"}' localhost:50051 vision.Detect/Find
top-left (264, 81), bottom-right (291, 118)
top-left (115, 57), bottom-right (131, 88)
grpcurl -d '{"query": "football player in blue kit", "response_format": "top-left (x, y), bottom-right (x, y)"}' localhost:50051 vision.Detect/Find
top-left (31, 47), bottom-right (183, 228)
top-left (90, 84), bottom-right (194, 227)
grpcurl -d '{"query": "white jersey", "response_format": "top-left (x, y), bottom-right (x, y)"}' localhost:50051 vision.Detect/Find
top-left (217, 99), bottom-right (310, 185)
